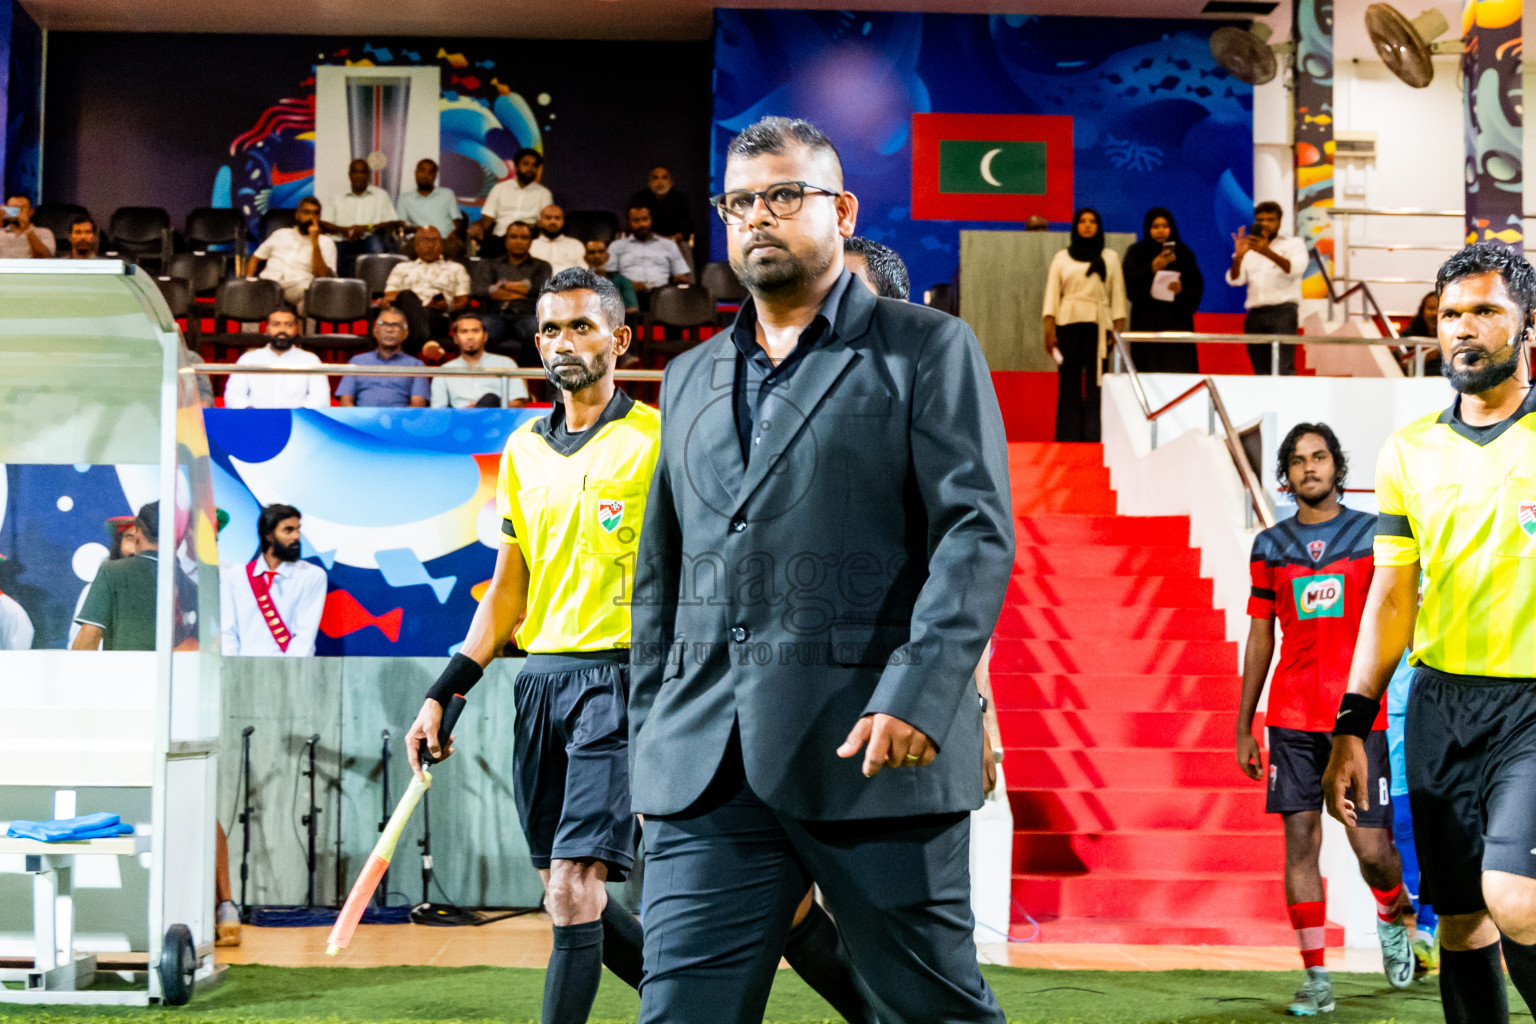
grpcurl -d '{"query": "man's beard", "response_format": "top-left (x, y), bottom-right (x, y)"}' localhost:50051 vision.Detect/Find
top-left (1443, 340), bottom-right (1523, 395)
top-left (268, 539), bottom-right (301, 563)
top-left (540, 227), bottom-right (560, 239)
top-left (1294, 479), bottom-right (1336, 509)
top-left (270, 333), bottom-right (295, 351)
top-left (546, 351), bottom-right (608, 393)
top-left (732, 234), bottom-right (835, 294)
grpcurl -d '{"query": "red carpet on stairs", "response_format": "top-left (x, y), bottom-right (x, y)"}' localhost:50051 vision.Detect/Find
top-left (995, 442), bottom-right (1344, 947)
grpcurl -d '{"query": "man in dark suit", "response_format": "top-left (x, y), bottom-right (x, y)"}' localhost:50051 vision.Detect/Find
top-left (629, 116), bottom-right (1014, 1023)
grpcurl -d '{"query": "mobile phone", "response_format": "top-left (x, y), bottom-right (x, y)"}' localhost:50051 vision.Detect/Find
top-left (1, 205), bottom-right (18, 218)
top-left (1162, 240), bottom-right (1176, 251)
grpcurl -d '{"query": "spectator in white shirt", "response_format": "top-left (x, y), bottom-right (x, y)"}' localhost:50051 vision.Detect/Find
top-left (469, 148), bottom-right (553, 258)
top-left (249, 197), bottom-right (335, 312)
top-left (0, 195), bottom-right (55, 258)
top-left (1226, 201), bottom-right (1308, 376)
top-left (223, 305), bottom-right (331, 410)
top-left (432, 313), bottom-right (529, 409)
top-left (531, 204), bottom-right (586, 274)
top-left (219, 503), bottom-right (326, 656)
top-left (382, 226), bottom-right (470, 359)
top-left (607, 205), bottom-right (692, 302)
top-left (326, 158), bottom-right (401, 275)
top-left (1043, 206), bottom-right (1127, 443)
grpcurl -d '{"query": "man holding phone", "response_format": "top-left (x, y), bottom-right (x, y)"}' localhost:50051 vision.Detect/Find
top-left (1226, 200), bottom-right (1306, 375)
top-left (0, 196), bottom-right (56, 259)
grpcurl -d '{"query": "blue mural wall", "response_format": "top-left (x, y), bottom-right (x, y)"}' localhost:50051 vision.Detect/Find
top-left (2, 0), bottom-right (42, 202)
top-left (712, 10), bottom-right (1255, 311)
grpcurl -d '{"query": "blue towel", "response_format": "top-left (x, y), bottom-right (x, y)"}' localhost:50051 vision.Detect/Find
top-left (6, 813), bottom-right (134, 842)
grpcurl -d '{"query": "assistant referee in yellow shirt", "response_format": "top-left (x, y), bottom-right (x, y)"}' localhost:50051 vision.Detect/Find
top-left (406, 268), bottom-right (657, 1024)
top-left (1325, 243), bottom-right (1536, 1023)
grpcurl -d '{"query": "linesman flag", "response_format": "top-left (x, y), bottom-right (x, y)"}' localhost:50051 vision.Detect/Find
top-left (910, 113), bottom-right (1074, 223)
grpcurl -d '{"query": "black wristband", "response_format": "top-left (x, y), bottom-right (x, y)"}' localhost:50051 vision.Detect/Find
top-left (1332, 692), bottom-right (1380, 740)
top-left (425, 653), bottom-right (484, 707)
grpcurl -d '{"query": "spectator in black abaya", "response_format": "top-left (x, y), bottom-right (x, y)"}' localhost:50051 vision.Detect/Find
top-left (1044, 207), bottom-right (1126, 443)
top-left (1123, 207), bottom-right (1204, 373)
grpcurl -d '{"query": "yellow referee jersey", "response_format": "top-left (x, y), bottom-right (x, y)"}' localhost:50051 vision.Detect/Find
top-left (496, 390), bottom-right (661, 653)
top-left (1375, 387), bottom-right (1536, 677)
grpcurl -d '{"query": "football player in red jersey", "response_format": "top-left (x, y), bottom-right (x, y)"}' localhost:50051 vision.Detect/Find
top-left (1235, 423), bottom-right (1413, 1015)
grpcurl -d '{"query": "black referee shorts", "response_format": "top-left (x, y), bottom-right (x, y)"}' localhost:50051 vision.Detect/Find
top-left (1266, 726), bottom-right (1393, 828)
top-left (1406, 666), bottom-right (1536, 915)
top-left (513, 650), bottom-right (637, 880)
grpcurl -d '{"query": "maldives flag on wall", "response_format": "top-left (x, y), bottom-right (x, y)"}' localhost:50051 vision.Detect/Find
top-left (910, 113), bottom-right (1074, 223)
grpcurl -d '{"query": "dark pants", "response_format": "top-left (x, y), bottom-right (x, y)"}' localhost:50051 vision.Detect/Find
top-left (1244, 302), bottom-right (1298, 375)
top-left (391, 291), bottom-right (452, 352)
top-left (484, 309), bottom-right (541, 366)
top-left (638, 742), bottom-right (1003, 1024)
top-left (1053, 322), bottom-right (1101, 443)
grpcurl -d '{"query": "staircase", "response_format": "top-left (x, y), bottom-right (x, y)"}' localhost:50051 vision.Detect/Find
top-left (995, 442), bottom-right (1343, 946)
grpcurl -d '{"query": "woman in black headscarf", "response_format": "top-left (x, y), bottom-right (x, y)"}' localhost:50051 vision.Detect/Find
top-left (1123, 206), bottom-right (1204, 373)
top-left (1043, 207), bottom-right (1126, 442)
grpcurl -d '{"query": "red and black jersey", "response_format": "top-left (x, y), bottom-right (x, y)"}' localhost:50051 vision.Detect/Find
top-left (1248, 506), bottom-right (1384, 732)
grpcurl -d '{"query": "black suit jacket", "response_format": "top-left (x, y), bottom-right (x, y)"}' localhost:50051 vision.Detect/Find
top-left (629, 278), bottom-right (1014, 820)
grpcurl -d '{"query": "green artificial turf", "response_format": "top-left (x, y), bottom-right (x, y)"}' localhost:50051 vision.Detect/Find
top-left (0, 964), bottom-right (1528, 1024)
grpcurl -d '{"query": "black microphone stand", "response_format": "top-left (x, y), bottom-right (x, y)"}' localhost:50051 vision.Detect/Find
top-left (238, 725), bottom-right (254, 917)
top-left (301, 734), bottom-right (320, 908)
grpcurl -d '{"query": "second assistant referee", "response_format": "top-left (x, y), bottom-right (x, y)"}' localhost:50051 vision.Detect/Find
top-left (1324, 243), bottom-right (1536, 1024)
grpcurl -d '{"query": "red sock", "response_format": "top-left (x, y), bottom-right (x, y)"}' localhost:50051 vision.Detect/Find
top-left (1287, 901), bottom-right (1327, 969)
top-left (1370, 882), bottom-right (1404, 923)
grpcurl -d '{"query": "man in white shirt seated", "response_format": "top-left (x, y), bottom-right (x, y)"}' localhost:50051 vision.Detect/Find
top-left (607, 205), bottom-right (691, 307)
top-left (382, 226), bottom-right (470, 359)
top-left (326, 158), bottom-right (401, 275)
top-left (219, 503), bottom-right (327, 656)
top-left (1226, 200), bottom-right (1308, 376)
top-left (468, 148), bottom-right (553, 259)
top-left (0, 195), bottom-right (56, 258)
top-left (531, 204), bottom-right (585, 274)
top-left (223, 305), bottom-right (331, 409)
top-left (431, 313), bottom-right (530, 409)
top-left (249, 197), bottom-right (336, 312)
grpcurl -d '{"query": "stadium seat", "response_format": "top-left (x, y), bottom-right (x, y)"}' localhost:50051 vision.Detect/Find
top-left (106, 206), bottom-right (173, 271)
top-left (184, 207), bottom-right (246, 258)
top-left (924, 282), bottom-right (956, 314)
top-left (356, 253), bottom-right (407, 298)
top-left (300, 278), bottom-right (370, 358)
top-left (700, 261), bottom-right (746, 305)
top-left (167, 252), bottom-right (224, 298)
top-left (564, 210), bottom-right (620, 244)
top-left (153, 276), bottom-right (197, 344)
top-left (259, 208), bottom-right (298, 240)
top-left (31, 203), bottom-right (90, 245)
top-left (641, 284), bottom-right (716, 364)
top-left (202, 277), bottom-right (282, 360)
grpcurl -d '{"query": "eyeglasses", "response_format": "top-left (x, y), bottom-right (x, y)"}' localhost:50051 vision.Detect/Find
top-left (376, 321), bottom-right (407, 332)
top-left (710, 181), bottom-right (841, 225)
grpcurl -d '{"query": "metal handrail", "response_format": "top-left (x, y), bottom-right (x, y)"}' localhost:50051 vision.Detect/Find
top-left (188, 363), bottom-right (664, 380)
top-left (1111, 332), bottom-right (1275, 529)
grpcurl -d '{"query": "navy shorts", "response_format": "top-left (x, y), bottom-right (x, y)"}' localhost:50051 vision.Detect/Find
top-left (1406, 666), bottom-right (1536, 915)
top-left (513, 650), bottom-right (637, 880)
top-left (1266, 726), bottom-right (1393, 829)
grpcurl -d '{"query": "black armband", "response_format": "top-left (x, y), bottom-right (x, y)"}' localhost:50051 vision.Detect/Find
top-left (1331, 692), bottom-right (1380, 740)
top-left (425, 653), bottom-right (484, 707)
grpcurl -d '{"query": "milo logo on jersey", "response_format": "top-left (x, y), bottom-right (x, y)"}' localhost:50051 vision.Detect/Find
top-left (597, 499), bottom-right (625, 534)
top-left (1293, 574), bottom-right (1345, 619)
top-left (1519, 501), bottom-right (1536, 537)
